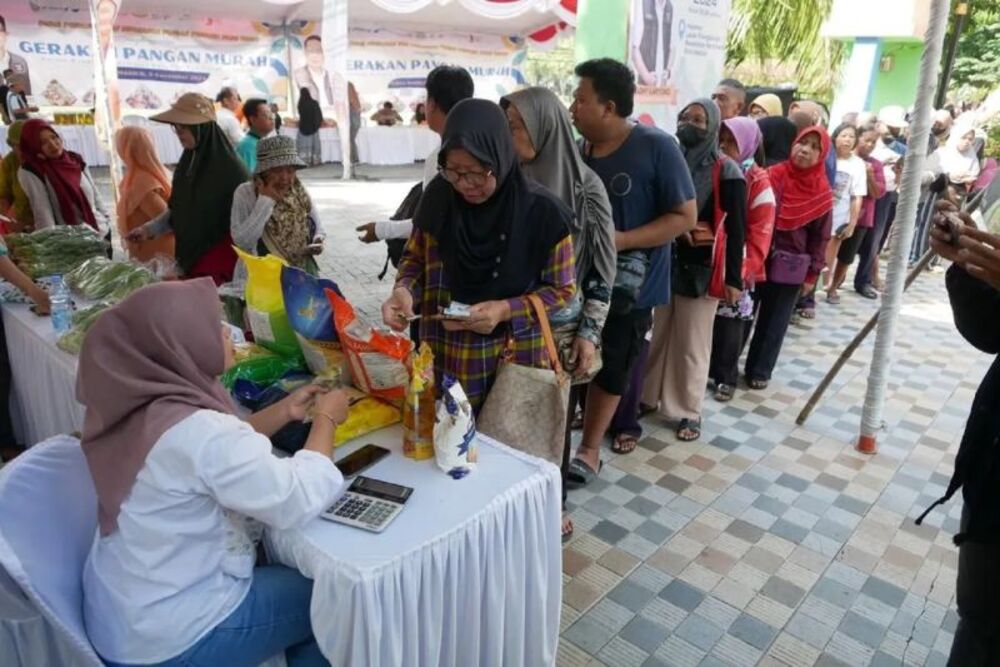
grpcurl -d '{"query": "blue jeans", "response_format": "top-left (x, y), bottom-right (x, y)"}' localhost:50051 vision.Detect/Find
top-left (104, 566), bottom-right (327, 667)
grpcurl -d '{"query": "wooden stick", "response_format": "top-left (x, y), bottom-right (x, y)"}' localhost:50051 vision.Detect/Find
top-left (795, 248), bottom-right (938, 426)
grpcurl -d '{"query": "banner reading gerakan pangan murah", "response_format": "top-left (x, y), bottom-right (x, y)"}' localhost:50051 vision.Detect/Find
top-left (2, 3), bottom-right (293, 111)
top-left (628, 0), bottom-right (731, 132)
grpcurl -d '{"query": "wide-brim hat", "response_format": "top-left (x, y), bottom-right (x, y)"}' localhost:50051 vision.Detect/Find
top-left (254, 134), bottom-right (307, 175)
top-left (150, 92), bottom-right (216, 126)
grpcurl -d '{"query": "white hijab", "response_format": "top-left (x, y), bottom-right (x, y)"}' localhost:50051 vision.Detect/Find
top-left (938, 123), bottom-right (980, 181)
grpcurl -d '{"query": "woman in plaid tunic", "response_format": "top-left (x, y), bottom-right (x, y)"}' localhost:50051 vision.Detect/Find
top-left (382, 99), bottom-right (576, 411)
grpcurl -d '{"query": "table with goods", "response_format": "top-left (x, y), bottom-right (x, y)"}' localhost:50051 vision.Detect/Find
top-left (0, 229), bottom-right (562, 666)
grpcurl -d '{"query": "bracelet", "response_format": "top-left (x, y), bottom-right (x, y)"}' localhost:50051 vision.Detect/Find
top-left (315, 411), bottom-right (339, 427)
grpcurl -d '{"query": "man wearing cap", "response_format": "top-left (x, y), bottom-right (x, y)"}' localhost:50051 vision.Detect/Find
top-left (129, 93), bottom-right (248, 285)
top-left (231, 134), bottom-right (325, 284)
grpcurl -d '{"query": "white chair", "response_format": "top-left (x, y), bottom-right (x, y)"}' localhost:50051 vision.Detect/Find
top-left (0, 435), bottom-right (104, 666)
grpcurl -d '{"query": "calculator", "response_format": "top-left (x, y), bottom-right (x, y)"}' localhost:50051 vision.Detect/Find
top-left (322, 476), bottom-right (413, 533)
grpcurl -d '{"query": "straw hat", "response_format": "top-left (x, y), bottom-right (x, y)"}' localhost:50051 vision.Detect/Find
top-left (254, 134), bottom-right (306, 175)
top-left (150, 93), bottom-right (216, 125)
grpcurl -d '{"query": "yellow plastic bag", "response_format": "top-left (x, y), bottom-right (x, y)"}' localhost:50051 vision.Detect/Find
top-left (235, 248), bottom-right (300, 359)
top-left (334, 387), bottom-right (402, 446)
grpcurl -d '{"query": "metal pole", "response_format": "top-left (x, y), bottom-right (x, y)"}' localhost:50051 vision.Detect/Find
top-left (857, 0), bottom-right (951, 455)
top-left (935, 0), bottom-right (970, 109)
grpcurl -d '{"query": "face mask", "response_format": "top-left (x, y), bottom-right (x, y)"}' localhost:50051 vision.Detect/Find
top-left (676, 123), bottom-right (708, 149)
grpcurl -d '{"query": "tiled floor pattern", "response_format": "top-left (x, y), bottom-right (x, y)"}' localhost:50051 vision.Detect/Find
top-left (558, 274), bottom-right (978, 667)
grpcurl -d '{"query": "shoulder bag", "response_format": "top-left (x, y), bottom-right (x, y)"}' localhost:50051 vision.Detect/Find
top-left (477, 294), bottom-right (570, 465)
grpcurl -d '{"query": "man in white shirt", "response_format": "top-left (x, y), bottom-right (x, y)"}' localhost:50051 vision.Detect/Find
top-left (630, 0), bottom-right (674, 87)
top-left (215, 87), bottom-right (244, 147)
top-left (0, 15), bottom-right (31, 95)
top-left (356, 65), bottom-right (474, 243)
top-left (6, 74), bottom-right (36, 121)
top-left (294, 36), bottom-right (335, 109)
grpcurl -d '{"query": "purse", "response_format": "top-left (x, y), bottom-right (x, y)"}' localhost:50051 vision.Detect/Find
top-left (672, 258), bottom-right (713, 299)
top-left (768, 249), bottom-right (811, 285)
top-left (477, 294), bottom-right (570, 465)
top-left (689, 222), bottom-right (716, 247)
top-left (609, 249), bottom-right (650, 316)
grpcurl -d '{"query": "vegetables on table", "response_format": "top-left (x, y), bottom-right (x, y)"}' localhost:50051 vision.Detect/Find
top-left (7, 227), bottom-right (109, 279)
top-left (65, 257), bottom-right (158, 301)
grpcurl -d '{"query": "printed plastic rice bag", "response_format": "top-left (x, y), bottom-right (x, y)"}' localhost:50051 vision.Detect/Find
top-left (433, 375), bottom-right (478, 479)
top-left (332, 387), bottom-right (402, 446)
top-left (234, 247), bottom-right (300, 359)
top-left (221, 351), bottom-right (306, 391)
top-left (326, 289), bottom-right (412, 404)
top-left (280, 266), bottom-right (346, 376)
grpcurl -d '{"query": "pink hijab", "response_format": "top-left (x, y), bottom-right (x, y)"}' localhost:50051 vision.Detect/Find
top-left (77, 278), bottom-right (235, 535)
top-left (723, 117), bottom-right (764, 164)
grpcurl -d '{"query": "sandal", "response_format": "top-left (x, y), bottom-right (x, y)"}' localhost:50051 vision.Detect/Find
top-left (566, 457), bottom-right (603, 489)
top-left (676, 418), bottom-right (701, 442)
top-left (611, 433), bottom-right (639, 455)
top-left (714, 383), bottom-right (735, 402)
top-left (562, 514), bottom-right (575, 543)
top-left (856, 285), bottom-right (879, 300)
top-left (747, 378), bottom-right (769, 390)
top-left (826, 293), bottom-right (842, 305)
top-left (798, 308), bottom-right (816, 320)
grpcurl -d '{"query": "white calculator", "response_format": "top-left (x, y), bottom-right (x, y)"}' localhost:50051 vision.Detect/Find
top-left (322, 476), bottom-right (413, 533)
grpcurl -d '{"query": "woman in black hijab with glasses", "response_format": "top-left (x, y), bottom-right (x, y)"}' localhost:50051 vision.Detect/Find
top-left (381, 99), bottom-right (576, 410)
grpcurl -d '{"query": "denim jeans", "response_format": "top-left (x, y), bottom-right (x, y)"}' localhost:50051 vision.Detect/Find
top-left (103, 565), bottom-right (327, 667)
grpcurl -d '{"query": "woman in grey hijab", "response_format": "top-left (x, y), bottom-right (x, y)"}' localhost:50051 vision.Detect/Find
top-left (502, 87), bottom-right (616, 541)
top-left (641, 97), bottom-right (746, 443)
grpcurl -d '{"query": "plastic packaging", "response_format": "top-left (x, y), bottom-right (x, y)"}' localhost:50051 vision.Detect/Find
top-left (326, 289), bottom-right (412, 404)
top-left (221, 352), bottom-right (306, 391)
top-left (433, 375), bottom-right (478, 479)
top-left (234, 247), bottom-right (300, 359)
top-left (65, 257), bottom-right (157, 301)
top-left (402, 342), bottom-right (435, 460)
top-left (7, 226), bottom-right (108, 278)
top-left (280, 266), bottom-right (346, 375)
top-left (50, 276), bottom-right (72, 334)
top-left (56, 301), bottom-right (115, 354)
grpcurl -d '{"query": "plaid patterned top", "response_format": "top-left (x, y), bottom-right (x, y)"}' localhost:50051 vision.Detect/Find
top-left (396, 228), bottom-right (576, 411)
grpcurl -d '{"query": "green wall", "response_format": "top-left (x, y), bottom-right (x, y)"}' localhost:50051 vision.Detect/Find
top-left (574, 0), bottom-right (630, 64)
top-left (869, 40), bottom-right (924, 112)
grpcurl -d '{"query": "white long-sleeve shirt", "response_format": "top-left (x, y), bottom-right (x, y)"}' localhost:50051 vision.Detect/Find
top-left (374, 144), bottom-right (439, 241)
top-left (82, 409), bottom-right (343, 664)
top-left (17, 166), bottom-right (111, 234)
top-left (216, 107), bottom-right (244, 147)
top-left (229, 181), bottom-right (325, 286)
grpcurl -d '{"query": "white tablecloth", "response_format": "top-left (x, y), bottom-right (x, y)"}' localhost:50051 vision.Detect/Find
top-left (356, 125), bottom-right (439, 165)
top-left (2, 303), bottom-right (84, 446)
top-left (266, 426), bottom-right (562, 667)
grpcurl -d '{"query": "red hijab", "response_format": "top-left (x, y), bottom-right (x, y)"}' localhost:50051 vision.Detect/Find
top-left (767, 126), bottom-right (833, 231)
top-left (19, 119), bottom-right (98, 230)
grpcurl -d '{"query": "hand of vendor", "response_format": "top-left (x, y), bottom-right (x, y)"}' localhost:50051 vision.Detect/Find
top-left (356, 222), bottom-right (379, 244)
top-left (313, 388), bottom-right (350, 426)
top-left (283, 384), bottom-right (328, 422)
top-left (442, 300), bottom-right (511, 335)
top-left (382, 287), bottom-right (415, 332)
top-left (29, 287), bottom-right (51, 316)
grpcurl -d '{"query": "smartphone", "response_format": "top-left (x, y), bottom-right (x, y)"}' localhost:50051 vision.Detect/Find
top-left (335, 444), bottom-right (390, 478)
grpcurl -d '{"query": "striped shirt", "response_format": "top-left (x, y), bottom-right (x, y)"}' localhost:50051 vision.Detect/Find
top-left (396, 229), bottom-right (576, 411)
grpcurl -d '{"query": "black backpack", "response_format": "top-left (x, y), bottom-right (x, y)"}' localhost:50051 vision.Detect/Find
top-left (379, 181), bottom-right (424, 279)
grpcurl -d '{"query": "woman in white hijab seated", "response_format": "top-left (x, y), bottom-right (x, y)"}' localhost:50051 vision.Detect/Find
top-left (938, 123), bottom-right (981, 202)
top-left (78, 278), bottom-right (348, 667)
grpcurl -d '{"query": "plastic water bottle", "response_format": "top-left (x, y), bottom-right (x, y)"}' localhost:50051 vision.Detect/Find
top-left (50, 276), bottom-right (72, 334)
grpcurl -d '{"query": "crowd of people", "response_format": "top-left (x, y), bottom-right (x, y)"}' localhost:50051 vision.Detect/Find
top-left (0, 54), bottom-right (997, 665)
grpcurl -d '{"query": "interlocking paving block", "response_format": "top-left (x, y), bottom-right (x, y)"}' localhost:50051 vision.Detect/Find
top-left (619, 615), bottom-right (671, 654)
top-left (728, 612), bottom-right (779, 651)
top-left (673, 613), bottom-right (726, 652)
top-left (658, 579), bottom-right (706, 612)
top-left (608, 580), bottom-right (657, 613)
top-left (563, 614), bottom-right (618, 655)
top-left (861, 576), bottom-right (908, 608)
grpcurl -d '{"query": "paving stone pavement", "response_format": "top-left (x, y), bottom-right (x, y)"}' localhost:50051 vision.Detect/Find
top-left (93, 167), bottom-right (978, 666)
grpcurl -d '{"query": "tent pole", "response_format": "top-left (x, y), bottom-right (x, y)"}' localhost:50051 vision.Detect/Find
top-left (856, 0), bottom-right (950, 455)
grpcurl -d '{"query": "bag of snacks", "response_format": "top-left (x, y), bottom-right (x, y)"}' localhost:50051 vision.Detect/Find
top-left (280, 266), bottom-right (346, 376)
top-left (235, 248), bottom-right (300, 359)
top-left (402, 342), bottom-right (435, 460)
top-left (433, 375), bottom-right (478, 479)
top-left (326, 289), bottom-right (412, 404)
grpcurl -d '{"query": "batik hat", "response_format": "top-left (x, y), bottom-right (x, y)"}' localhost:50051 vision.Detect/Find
top-left (254, 134), bottom-right (307, 175)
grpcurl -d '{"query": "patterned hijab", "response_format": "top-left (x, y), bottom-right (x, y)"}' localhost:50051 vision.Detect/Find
top-left (263, 178), bottom-right (314, 271)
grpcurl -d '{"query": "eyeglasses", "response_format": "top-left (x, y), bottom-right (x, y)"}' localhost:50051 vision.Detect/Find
top-left (439, 166), bottom-right (492, 188)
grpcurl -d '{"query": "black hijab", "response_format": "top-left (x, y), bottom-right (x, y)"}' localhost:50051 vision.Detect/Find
top-left (170, 121), bottom-right (249, 272)
top-left (297, 88), bottom-right (322, 136)
top-left (758, 116), bottom-right (798, 167)
top-left (413, 98), bottom-right (572, 304)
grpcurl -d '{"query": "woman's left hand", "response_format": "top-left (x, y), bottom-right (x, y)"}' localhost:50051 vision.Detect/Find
top-left (724, 285), bottom-right (742, 306)
top-left (443, 300), bottom-right (511, 335)
top-left (305, 237), bottom-right (324, 255)
top-left (283, 385), bottom-right (327, 422)
top-left (568, 337), bottom-right (597, 379)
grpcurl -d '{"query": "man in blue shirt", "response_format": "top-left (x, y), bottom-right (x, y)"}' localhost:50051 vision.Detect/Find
top-left (568, 58), bottom-right (696, 483)
top-left (236, 98), bottom-right (275, 173)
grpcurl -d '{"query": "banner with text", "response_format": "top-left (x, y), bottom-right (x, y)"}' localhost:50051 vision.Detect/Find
top-left (628, 0), bottom-right (731, 133)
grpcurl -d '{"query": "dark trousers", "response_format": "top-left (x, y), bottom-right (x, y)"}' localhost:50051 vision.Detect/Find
top-left (745, 282), bottom-right (800, 382)
top-left (0, 316), bottom-right (16, 446)
top-left (710, 315), bottom-right (751, 387)
top-left (610, 340), bottom-right (650, 439)
top-left (948, 506), bottom-right (1000, 665)
top-left (562, 385), bottom-right (586, 505)
top-left (855, 192), bottom-right (897, 291)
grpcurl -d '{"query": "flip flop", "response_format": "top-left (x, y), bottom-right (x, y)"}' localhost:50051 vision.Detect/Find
top-left (826, 293), bottom-right (842, 305)
top-left (714, 383), bottom-right (735, 402)
top-left (798, 308), bottom-right (816, 320)
top-left (747, 378), bottom-right (769, 390)
top-left (611, 433), bottom-right (639, 455)
top-left (856, 286), bottom-right (879, 300)
top-left (566, 457), bottom-right (603, 489)
top-left (676, 418), bottom-right (701, 442)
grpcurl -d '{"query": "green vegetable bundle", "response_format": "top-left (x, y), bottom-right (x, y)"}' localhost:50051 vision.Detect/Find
top-left (8, 227), bottom-right (109, 279)
top-left (65, 258), bottom-right (158, 301)
top-left (56, 301), bottom-right (115, 355)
